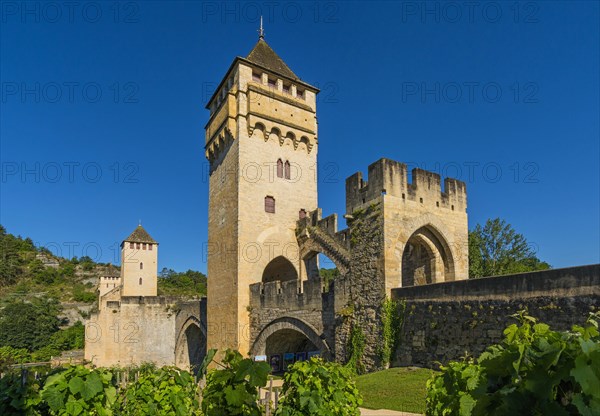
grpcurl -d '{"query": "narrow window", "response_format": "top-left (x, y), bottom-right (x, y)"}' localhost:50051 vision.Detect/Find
top-left (140, 262), bottom-right (143, 270)
top-left (265, 196), bottom-right (275, 213)
top-left (277, 159), bottom-right (283, 178)
top-left (149, 244), bottom-right (153, 251)
top-left (136, 243), bottom-right (140, 249)
top-left (139, 278), bottom-right (142, 285)
top-left (142, 243), bottom-right (146, 250)
top-left (284, 161), bottom-right (291, 179)
top-left (130, 242), bottom-right (134, 249)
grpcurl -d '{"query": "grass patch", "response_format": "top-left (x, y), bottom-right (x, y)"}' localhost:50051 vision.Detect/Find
top-left (355, 367), bottom-right (436, 414)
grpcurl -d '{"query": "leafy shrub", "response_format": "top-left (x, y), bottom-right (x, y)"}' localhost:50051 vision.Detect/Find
top-left (276, 357), bottom-right (362, 416)
top-left (426, 311), bottom-right (600, 416)
top-left (60, 263), bottom-right (75, 279)
top-left (0, 372), bottom-right (43, 415)
top-left (72, 285), bottom-right (96, 303)
top-left (202, 349), bottom-right (270, 416)
top-left (116, 367), bottom-right (201, 415)
top-left (40, 365), bottom-right (117, 415)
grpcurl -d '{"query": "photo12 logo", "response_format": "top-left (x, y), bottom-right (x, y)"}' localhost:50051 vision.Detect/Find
top-left (1, 162), bottom-right (140, 184)
top-left (1, 1), bottom-right (140, 24)
top-left (399, 1), bottom-right (540, 24)
top-left (1, 82), bottom-right (139, 104)
top-left (200, 1), bottom-right (339, 24)
top-left (401, 82), bottom-right (539, 104)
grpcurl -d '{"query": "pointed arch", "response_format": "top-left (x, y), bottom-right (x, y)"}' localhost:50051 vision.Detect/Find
top-left (401, 225), bottom-right (455, 286)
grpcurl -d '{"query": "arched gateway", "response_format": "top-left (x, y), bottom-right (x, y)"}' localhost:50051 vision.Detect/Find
top-left (175, 316), bottom-right (207, 375)
top-left (250, 317), bottom-right (332, 360)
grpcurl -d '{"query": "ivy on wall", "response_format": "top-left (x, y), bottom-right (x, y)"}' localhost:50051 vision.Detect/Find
top-left (378, 298), bottom-right (406, 368)
top-left (346, 324), bottom-right (366, 374)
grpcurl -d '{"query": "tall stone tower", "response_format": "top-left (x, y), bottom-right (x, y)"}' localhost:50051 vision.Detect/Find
top-left (120, 225), bottom-right (158, 297)
top-left (205, 33), bottom-right (319, 355)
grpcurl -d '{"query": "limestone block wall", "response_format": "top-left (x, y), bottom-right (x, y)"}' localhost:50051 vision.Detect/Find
top-left (207, 136), bottom-right (240, 354)
top-left (85, 296), bottom-right (179, 367)
top-left (391, 265), bottom-right (600, 368)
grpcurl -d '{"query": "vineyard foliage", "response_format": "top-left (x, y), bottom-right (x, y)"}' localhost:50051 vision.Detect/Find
top-left (426, 311), bottom-right (600, 416)
top-left (201, 349), bottom-right (270, 416)
top-left (0, 365), bottom-right (199, 416)
top-left (116, 367), bottom-right (201, 416)
top-left (276, 357), bottom-right (362, 416)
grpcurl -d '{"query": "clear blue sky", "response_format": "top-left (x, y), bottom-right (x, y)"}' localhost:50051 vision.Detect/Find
top-left (1, 1), bottom-right (598, 273)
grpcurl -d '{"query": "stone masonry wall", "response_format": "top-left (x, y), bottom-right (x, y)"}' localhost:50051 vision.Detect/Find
top-left (343, 200), bottom-right (386, 371)
top-left (391, 265), bottom-right (600, 368)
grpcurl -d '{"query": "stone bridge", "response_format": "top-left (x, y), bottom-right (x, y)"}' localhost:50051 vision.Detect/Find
top-left (296, 209), bottom-right (352, 276)
top-left (249, 209), bottom-right (353, 366)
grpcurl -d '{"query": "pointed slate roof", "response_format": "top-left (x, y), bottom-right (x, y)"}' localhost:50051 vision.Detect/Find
top-left (246, 38), bottom-right (299, 80)
top-left (123, 225), bottom-right (157, 244)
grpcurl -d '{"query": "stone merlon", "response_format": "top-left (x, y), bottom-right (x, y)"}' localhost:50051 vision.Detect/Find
top-left (346, 158), bottom-right (467, 214)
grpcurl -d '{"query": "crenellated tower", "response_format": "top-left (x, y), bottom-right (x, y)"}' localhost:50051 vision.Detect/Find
top-left (205, 33), bottom-right (320, 354)
top-left (346, 158), bottom-right (468, 294)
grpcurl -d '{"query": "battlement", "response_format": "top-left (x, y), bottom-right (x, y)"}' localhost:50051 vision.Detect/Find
top-left (346, 158), bottom-right (467, 214)
top-left (250, 278), bottom-right (328, 310)
top-left (249, 276), bottom-right (351, 313)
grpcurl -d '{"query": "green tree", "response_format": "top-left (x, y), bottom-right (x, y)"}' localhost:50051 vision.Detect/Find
top-left (0, 230), bottom-right (25, 287)
top-left (468, 218), bottom-right (550, 278)
top-left (319, 267), bottom-right (339, 288)
top-left (158, 269), bottom-right (207, 297)
top-left (0, 298), bottom-right (61, 351)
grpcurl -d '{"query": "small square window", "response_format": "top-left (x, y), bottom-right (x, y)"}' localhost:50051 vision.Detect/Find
top-left (130, 242), bottom-right (134, 249)
top-left (296, 89), bottom-right (304, 99)
top-left (142, 243), bottom-right (146, 250)
top-left (136, 243), bottom-right (140, 249)
top-left (268, 78), bottom-right (277, 88)
top-left (282, 84), bottom-right (291, 95)
top-left (149, 244), bottom-right (153, 251)
top-left (252, 71), bottom-right (261, 82)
